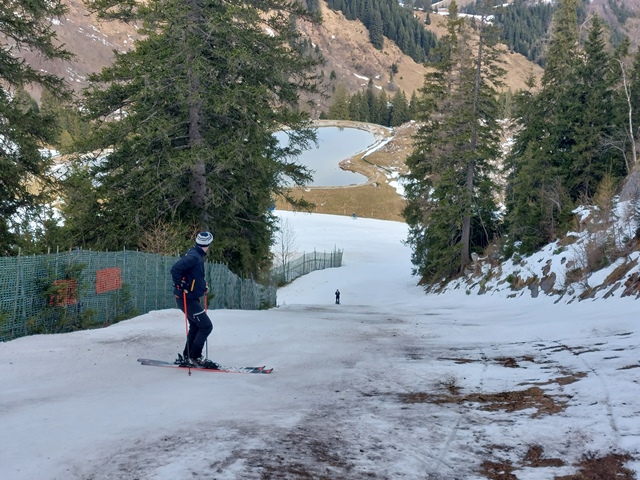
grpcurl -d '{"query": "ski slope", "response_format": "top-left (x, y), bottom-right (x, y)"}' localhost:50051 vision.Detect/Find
top-left (1, 211), bottom-right (639, 479)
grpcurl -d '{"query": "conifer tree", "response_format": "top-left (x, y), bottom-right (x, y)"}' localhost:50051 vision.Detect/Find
top-left (505, 2), bottom-right (628, 253)
top-left (328, 84), bottom-right (351, 120)
top-left (369, 10), bottom-right (384, 49)
top-left (505, 0), bottom-right (581, 253)
top-left (390, 90), bottom-right (409, 126)
top-left (366, 81), bottom-right (378, 123)
top-left (349, 91), bottom-right (369, 121)
top-left (409, 91), bottom-right (419, 118)
top-left (40, 89), bottom-right (92, 154)
top-left (0, 0), bottom-right (71, 254)
top-left (571, 15), bottom-right (624, 199)
top-left (68, 0), bottom-right (322, 277)
top-left (375, 89), bottom-right (390, 126)
top-left (403, 0), bottom-right (503, 284)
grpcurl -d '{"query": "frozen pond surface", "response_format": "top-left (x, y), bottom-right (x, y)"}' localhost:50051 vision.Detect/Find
top-left (276, 127), bottom-right (375, 186)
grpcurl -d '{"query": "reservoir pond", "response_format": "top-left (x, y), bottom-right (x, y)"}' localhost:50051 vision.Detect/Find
top-left (275, 127), bottom-right (375, 187)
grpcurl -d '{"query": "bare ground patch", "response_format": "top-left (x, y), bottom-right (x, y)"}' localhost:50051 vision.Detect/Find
top-left (478, 448), bottom-right (634, 480)
top-left (555, 453), bottom-right (635, 480)
top-left (398, 385), bottom-right (566, 417)
top-left (436, 355), bottom-right (537, 368)
top-left (254, 430), bottom-right (354, 480)
top-left (479, 445), bottom-right (565, 479)
top-left (92, 344), bottom-right (636, 480)
top-left (392, 347), bottom-right (636, 479)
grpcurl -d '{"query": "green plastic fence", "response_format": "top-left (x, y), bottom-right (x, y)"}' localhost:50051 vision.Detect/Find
top-left (271, 249), bottom-right (344, 285)
top-left (0, 249), bottom-right (276, 342)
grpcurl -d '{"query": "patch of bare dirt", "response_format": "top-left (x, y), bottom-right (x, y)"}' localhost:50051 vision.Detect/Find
top-left (555, 453), bottom-right (635, 480)
top-left (437, 356), bottom-right (480, 364)
top-left (480, 459), bottom-right (518, 480)
top-left (523, 445), bottom-right (565, 468)
top-left (397, 350), bottom-right (594, 419)
top-left (390, 346), bottom-right (637, 479)
top-left (467, 387), bottom-right (566, 416)
top-left (618, 364), bottom-right (640, 370)
top-left (548, 371), bottom-right (588, 386)
top-left (256, 435), bottom-right (353, 480)
top-left (480, 446), bottom-right (566, 479)
top-left (398, 386), bottom-right (566, 417)
top-left (478, 448), bottom-right (634, 480)
top-left (436, 355), bottom-right (536, 368)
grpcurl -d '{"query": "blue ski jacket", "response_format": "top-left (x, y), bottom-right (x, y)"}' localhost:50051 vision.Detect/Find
top-left (170, 245), bottom-right (207, 298)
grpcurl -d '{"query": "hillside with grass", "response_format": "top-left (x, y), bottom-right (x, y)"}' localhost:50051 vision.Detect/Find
top-left (28, 0), bottom-right (542, 111)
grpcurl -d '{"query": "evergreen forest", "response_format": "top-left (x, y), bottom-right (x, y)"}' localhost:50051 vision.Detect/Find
top-left (404, 0), bottom-right (640, 286)
top-left (3, 0), bottom-right (640, 287)
top-left (322, 81), bottom-right (416, 127)
top-left (0, 0), bottom-right (324, 279)
top-left (492, 0), bottom-right (556, 66)
top-left (325, 0), bottom-right (438, 62)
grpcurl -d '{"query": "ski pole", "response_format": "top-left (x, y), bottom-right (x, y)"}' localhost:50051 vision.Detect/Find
top-left (204, 293), bottom-right (208, 360)
top-left (183, 290), bottom-right (191, 376)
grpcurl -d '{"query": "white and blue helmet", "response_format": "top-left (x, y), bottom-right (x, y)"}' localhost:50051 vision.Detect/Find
top-left (195, 231), bottom-right (214, 246)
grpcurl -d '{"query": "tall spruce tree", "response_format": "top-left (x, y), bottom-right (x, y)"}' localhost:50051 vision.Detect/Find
top-left (68, 0), bottom-right (322, 277)
top-left (505, 2), bottom-right (627, 253)
top-left (375, 89), bottom-right (390, 126)
top-left (327, 83), bottom-right (351, 120)
top-left (0, 0), bottom-right (71, 254)
top-left (403, 0), bottom-right (503, 285)
top-left (369, 10), bottom-right (384, 49)
top-left (570, 15), bottom-right (624, 199)
top-left (366, 81), bottom-right (378, 123)
top-left (390, 90), bottom-right (409, 127)
top-left (505, 0), bottom-right (581, 253)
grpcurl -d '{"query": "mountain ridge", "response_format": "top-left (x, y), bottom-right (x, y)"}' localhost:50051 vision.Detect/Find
top-left (28, 0), bottom-right (543, 112)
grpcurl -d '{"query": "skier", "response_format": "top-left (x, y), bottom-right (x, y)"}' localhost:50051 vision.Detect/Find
top-left (170, 231), bottom-right (217, 368)
top-left (335, 289), bottom-right (340, 305)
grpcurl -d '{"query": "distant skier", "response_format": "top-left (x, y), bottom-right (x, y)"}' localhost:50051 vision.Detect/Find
top-left (171, 231), bottom-right (216, 367)
top-left (335, 289), bottom-right (340, 305)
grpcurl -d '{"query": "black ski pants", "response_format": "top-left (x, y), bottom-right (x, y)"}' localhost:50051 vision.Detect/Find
top-left (175, 296), bottom-right (213, 360)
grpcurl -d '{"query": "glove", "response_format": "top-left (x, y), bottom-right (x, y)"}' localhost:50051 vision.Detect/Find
top-left (204, 282), bottom-right (209, 294)
top-left (177, 279), bottom-right (189, 293)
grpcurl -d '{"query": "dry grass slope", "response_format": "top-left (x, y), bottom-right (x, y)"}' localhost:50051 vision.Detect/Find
top-left (29, 1), bottom-right (543, 108)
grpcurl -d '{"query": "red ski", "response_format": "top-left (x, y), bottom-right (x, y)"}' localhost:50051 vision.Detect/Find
top-left (137, 358), bottom-right (273, 374)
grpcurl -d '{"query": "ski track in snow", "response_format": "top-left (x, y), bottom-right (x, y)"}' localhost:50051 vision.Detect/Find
top-left (2, 211), bottom-right (640, 479)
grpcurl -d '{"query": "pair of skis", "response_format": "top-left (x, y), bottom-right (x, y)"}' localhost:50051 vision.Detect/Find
top-left (137, 357), bottom-right (273, 374)
top-left (142, 293), bottom-right (272, 374)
